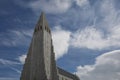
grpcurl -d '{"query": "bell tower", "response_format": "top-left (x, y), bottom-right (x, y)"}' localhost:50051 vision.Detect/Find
top-left (20, 12), bottom-right (58, 80)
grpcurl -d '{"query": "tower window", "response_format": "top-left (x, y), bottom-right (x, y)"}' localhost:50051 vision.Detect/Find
top-left (38, 26), bottom-right (40, 30)
top-left (40, 26), bottom-right (42, 30)
top-left (34, 28), bottom-right (37, 32)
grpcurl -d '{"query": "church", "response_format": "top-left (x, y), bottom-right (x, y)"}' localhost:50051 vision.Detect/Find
top-left (20, 12), bottom-right (80, 80)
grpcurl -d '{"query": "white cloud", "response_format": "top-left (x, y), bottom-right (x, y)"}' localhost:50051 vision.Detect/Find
top-left (70, 0), bottom-right (120, 50)
top-left (75, 0), bottom-right (89, 7)
top-left (2, 0), bottom-right (120, 60)
top-left (96, 0), bottom-right (118, 30)
top-left (0, 29), bottom-right (33, 47)
top-left (0, 58), bottom-right (21, 74)
top-left (75, 50), bottom-right (120, 80)
top-left (52, 26), bottom-right (71, 59)
top-left (29, 0), bottom-right (72, 14)
top-left (0, 59), bottom-right (20, 65)
top-left (14, 0), bottom-right (92, 14)
top-left (70, 24), bottom-right (120, 50)
top-left (10, 67), bottom-right (21, 74)
top-left (18, 54), bottom-right (26, 64)
top-left (71, 27), bottom-right (108, 50)
top-left (0, 58), bottom-right (22, 74)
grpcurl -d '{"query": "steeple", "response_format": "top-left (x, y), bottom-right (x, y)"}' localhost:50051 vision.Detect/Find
top-left (20, 12), bottom-right (58, 80)
top-left (20, 12), bottom-right (79, 80)
top-left (34, 12), bottom-right (51, 34)
top-left (38, 12), bottom-right (46, 26)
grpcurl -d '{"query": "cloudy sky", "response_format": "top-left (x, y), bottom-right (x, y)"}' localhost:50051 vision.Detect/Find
top-left (0, 0), bottom-right (120, 80)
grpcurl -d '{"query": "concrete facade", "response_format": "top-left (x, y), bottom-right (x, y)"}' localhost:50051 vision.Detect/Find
top-left (20, 12), bottom-right (80, 80)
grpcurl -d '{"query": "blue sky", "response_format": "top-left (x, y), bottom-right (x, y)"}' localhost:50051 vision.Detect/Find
top-left (0, 0), bottom-right (120, 80)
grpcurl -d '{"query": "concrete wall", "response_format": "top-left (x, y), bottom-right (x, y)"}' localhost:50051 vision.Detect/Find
top-left (43, 26), bottom-right (52, 80)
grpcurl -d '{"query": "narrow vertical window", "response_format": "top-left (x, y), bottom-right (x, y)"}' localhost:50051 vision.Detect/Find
top-left (34, 28), bottom-right (37, 32)
top-left (40, 26), bottom-right (42, 30)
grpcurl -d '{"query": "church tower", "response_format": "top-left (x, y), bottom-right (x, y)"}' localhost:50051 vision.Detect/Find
top-left (20, 12), bottom-right (58, 80)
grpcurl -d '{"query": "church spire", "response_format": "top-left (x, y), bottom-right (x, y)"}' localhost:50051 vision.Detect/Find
top-left (34, 12), bottom-right (51, 33)
top-left (20, 12), bottom-right (58, 80)
top-left (39, 12), bottom-right (45, 25)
